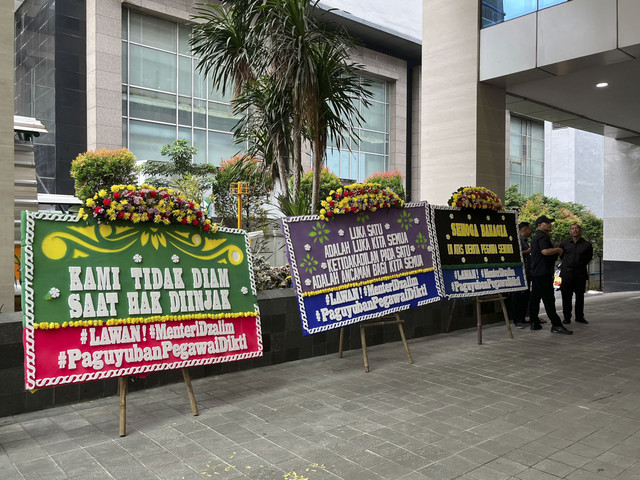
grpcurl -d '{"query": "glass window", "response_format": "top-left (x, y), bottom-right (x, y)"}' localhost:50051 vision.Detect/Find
top-left (129, 87), bottom-right (176, 124)
top-left (208, 101), bottom-right (238, 132)
top-left (129, 11), bottom-right (176, 51)
top-left (178, 25), bottom-right (191, 55)
top-left (509, 115), bottom-right (544, 196)
top-left (208, 131), bottom-right (237, 166)
top-left (122, 8), bottom-right (244, 164)
top-left (193, 129), bottom-right (207, 164)
top-left (326, 76), bottom-right (390, 182)
top-left (482, 0), bottom-right (569, 28)
top-left (129, 45), bottom-right (176, 93)
top-left (178, 56), bottom-right (192, 96)
top-left (129, 120), bottom-right (176, 162)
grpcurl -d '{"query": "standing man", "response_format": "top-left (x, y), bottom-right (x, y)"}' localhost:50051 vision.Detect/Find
top-left (560, 224), bottom-right (593, 324)
top-left (528, 215), bottom-right (572, 335)
top-left (513, 221), bottom-right (532, 328)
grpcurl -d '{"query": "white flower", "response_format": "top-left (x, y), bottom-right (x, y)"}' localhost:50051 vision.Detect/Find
top-left (501, 215), bottom-right (506, 221)
top-left (484, 257), bottom-right (488, 262)
top-left (321, 262), bottom-right (327, 270)
top-left (500, 256), bottom-right (505, 261)
top-left (338, 229), bottom-right (345, 237)
top-left (467, 214), bottom-right (472, 220)
top-left (461, 258), bottom-right (466, 263)
top-left (304, 279), bottom-right (312, 286)
top-left (446, 234), bottom-right (451, 240)
top-left (241, 286), bottom-right (248, 295)
top-left (133, 254), bottom-right (143, 263)
top-left (427, 245), bottom-right (434, 252)
top-left (48, 287), bottom-right (60, 299)
top-left (384, 223), bottom-right (391, 230)
top-left (410, 245), bottom-right (416, 252)
top-left (171, 254), bottom-right (180, 263)
top-left (486, 215), bottom-right (491, 221)
top-left (449, 214), bottom-right (454, 219)
top-left (304, 244), bottom-right (311, 251)
top-left (509, 236), bottom-right (513, 241)
top-left (414, 218), bottom-right (420, 224)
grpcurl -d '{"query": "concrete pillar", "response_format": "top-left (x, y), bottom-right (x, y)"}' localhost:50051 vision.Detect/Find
top-left (86, 0), bottom-right (123, 150)
top-left (603, 137), bottom-right (640, 292)
top-left (1, 1), bottom-right (15, 312)
top-left (421, 0), bottom-right (506, 205)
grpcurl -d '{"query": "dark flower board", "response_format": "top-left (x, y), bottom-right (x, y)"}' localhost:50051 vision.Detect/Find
top-left (282, 204), bottom-right (527, 334)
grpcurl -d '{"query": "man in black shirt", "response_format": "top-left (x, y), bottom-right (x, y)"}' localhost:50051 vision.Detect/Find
top-left (512, 222), bottom-right (532, 328)
top-left (528, 215), bottom-right (572, 335)
top-left (560, 224), bottom-right (593, 324)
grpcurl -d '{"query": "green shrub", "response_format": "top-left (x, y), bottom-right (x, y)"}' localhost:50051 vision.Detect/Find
top-left (211, 155), bottom-right (271, 230)
top-left (364, 170), bottom-right (406, 200)
top-left (298, 167), bottom-right (343, 212)
top-left (70, 148), bottom-right (137, 201)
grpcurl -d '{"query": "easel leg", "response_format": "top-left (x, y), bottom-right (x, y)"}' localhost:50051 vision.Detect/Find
top-left (118, 377), bottom-right (127, 437)
top-left (397, 320), bottom-right (413, 365)
top-left (338, 327), bottom-right (344, 358)
top-left (476, 298), bottom-right (482, 345)
top-left (499, 296), bottom-right (514, 339)
top-left (182, 368), bottom-right (199, 416)
top-left (360, 325), bottom-right (370, 373)
top-left (446, 299), bottom-right (457, 333)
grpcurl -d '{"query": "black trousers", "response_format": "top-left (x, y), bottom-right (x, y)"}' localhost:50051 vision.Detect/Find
top-left (510, 278), bottom-right (531, 322)
top-left (561, 273), bottom-right (587, 322)
top-left (529, 274), bottom-right (562, 327)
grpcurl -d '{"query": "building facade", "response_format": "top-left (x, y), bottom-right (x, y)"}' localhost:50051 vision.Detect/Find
top-left (441, 0), bottom-right (640, 292)
top-left (15, 0), bottom-right (420, 195)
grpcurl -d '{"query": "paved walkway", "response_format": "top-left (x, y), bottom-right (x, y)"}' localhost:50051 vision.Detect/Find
top-left (2, 291), bottom-right (640, 480)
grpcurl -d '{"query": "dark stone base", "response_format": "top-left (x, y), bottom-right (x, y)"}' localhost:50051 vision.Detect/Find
top-left (604, 260), bottom-right (640, 293)
top-left (0, 290), bottom-right (502, 418)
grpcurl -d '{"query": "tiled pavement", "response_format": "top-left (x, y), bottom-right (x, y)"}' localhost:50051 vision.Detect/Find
top-left (2, 291), bottom-right (640, 480)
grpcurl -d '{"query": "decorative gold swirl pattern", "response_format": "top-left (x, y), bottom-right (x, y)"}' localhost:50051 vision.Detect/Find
top-left (40, 222), bottom-right (243, 264)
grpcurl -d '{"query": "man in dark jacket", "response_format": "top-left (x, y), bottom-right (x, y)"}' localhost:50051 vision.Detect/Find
top-left (560, 224), bottom-right (593, 324)
top-left (512, 221), bottom-right (532, 328)
top-left (528, 215), bottom-right (572, 335)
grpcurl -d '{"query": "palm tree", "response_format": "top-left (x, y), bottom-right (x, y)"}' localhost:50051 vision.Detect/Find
top-left (232, 75), bottom-right (293, 199)
top-left (190, 1), bottom-right (264, 98)
top-left (306, 41), bottom-right (370, 212)
top-left (191, 0), bottom-right (371, 213)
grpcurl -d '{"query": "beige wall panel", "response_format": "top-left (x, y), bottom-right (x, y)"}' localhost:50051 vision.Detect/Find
top-left (603, 137), bottom-right (640, 262)
top-left (1, 0), bottom-right (15, 311)
top-left (618, 0), bottom-right (640, 49)
top-left (87, 0), bottom-right (123, 150)
top-left (537, 0), bottom-right (617, 67)
top-left (480, 14), bottom-right (537, 81)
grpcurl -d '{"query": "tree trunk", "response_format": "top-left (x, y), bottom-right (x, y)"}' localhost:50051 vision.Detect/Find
top-left (310, 137), bottom-right (322, 215)
top-left (292, 118), bottom-right (302, 201)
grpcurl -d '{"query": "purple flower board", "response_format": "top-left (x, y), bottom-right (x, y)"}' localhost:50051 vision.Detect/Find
top-left (281, 203), bottom-right (444, 335)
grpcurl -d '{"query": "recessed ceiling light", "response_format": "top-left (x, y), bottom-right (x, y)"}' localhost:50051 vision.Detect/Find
top-left (596, 82), bottom-right (609, 88)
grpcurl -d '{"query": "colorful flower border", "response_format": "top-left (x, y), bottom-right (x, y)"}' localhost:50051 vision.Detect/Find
top-left (78, 184), bottom-right (216, 232)
top-left (319, 183), bottom-right (404, 221)
top-left (448, 186), bottom-right (504, 211)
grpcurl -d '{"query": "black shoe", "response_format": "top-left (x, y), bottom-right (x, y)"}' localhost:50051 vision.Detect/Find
top-left (530, 324), bottom-right (542, 330)
top-left (514, 322), bottom-right (526, 329)
top-left (563, 319), bottom-right (571, 324)
top-left (575, 318), bottom-right (588, 324)
top-left (551, 325), bottom-right (573, 335)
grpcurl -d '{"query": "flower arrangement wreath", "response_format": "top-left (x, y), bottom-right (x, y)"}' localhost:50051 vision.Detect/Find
top-left (319, 182), bottom-right (404, 221)
top-left (448, 186), bottom-right (504, 211)
top-left (78, 184), bottom-right (216, 232)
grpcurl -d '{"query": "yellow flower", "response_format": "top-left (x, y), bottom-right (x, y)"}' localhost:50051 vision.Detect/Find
top-left (98, 189), bottom-right (107, 198)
